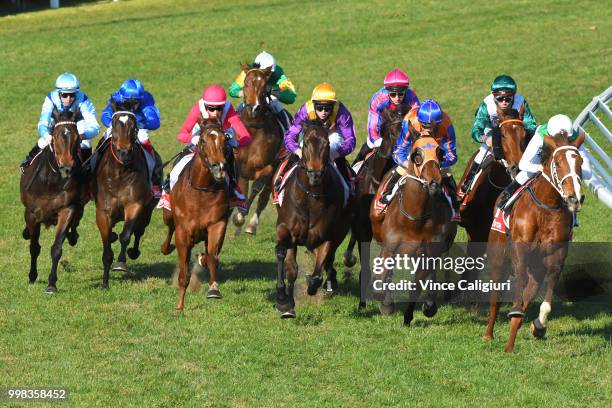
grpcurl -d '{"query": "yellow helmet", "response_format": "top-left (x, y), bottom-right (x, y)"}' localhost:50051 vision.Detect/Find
top-left (311, 83), bottom-right (337, 103)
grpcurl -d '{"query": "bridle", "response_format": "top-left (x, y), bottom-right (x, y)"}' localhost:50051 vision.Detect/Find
top-left (110, 111), bottom-right (137, 165)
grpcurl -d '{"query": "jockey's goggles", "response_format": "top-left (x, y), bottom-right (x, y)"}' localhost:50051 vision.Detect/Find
top-left (206, 105), bottom-right (224, 112)
top-left (495, 95), bottom-right (513, 103)
top-left (60, 92), bottom-right (76, 98)
top-left (314, 103), bottom-right (334, 113)
top-left (388, 91), bottom-right (405, 98)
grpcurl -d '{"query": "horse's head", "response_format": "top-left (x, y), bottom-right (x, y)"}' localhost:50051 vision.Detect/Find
top-left (51, 107), bottom-right (81, 179)
top-left (241, 63), bottom-right (272, 116)
top-left (494, 106), bottom-right (527, 177)
top-left (196, 116), bottom-right (227, 182)
top-left (408, 132), bottom-right (443, 196)
top-left (301, 123), bottom-right (330, 186)
top-left (541, 130), bottom-right (585, 213)
top-left (379, 107), bottom-right (407, 159)
top-left (110, 98), bottom-right (138, 164)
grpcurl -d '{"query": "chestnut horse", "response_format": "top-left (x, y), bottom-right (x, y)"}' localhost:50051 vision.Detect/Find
top-left (233, 64), bottom-right (286, 235)
top-left (93, 100), bottom-right (158, 288)
top-left (371, 134), bottom-right (457, 326)
top-left (457, 107), bottom-right (527, 282)
top-left (274, 124), bottom-right (352, 318)
top-left (484, 130), bottom-right (585, 352)
top-left (160, 118), bottom-right (229, 310)
top-left (343, 107), bottom-right (408, 309)
top-left (21, 108), bottom-right (85, 293)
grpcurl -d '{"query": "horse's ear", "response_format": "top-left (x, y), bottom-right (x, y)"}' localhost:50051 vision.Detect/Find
top-left (571, 131), bottom-right (585, 149)
top-left (72, 105), bottom-right (81, 122)
top-left (110, 97), bottom-right (117, 113)
top-left (51, 105), bottom-right (60, 123)
top-left (241, 63), bottom-right (250, 73)
top-left (263, 66), bottom-right (272, 78)
top-left (518, 104), bottom-right (525, 119)
top-left (543, 135), bottom-right (558, 153)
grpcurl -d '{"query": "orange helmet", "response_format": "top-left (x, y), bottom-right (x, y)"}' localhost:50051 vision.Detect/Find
top-left (311, 83), bottom-right (337, 103)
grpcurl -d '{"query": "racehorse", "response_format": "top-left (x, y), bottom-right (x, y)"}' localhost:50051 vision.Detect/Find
top-left (93, 99), bottom-right (158, 288)
top-left (457, 107), bottom-right (527, 282)
top-left (160, 118), bottom-right (230, 310)
top-left (274, 124), bottom-right (352, 318)
top-left (233, 64), bottom-right (287, 235)
top-left (20, 108), bottom-right (85, 293)
top-left (342, 107), bottom-right (408, 309)
top-left (370, 134), bottom-right (457, 326)
top-left (484, 130), bottom-right (585, 352)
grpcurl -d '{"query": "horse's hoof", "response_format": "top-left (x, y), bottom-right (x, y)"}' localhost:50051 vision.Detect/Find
top-left (483, 334), bottom-right (494, 341)
top-left (160, 244), bottom-right (175, 255)
top-left (280, 309), bottom-right (296, 319)
top-left (29, 278), bottom-right (37, 284)
top-left (244, 225), bottom-right (257, 235)
top-left (101, 283), bottom-right (109, 290)
top-left (22, 228), bottom-right (30, 240)
top-left (357, 301), bottom-right (366, 312)
top-left (44, 286), bottom-right (57, 294)
top-left (207, 289), bottom-right (222, 299)
top-left (530, 318), bottom-right (547, 339)
top-left (507, 308), bottom-right (525, 318)
top-left (127, 248), bottom-right (141, 260)
top-left (111, 262), bottom-right (128, 272)
top-left (306, 275), bottom-right (323, 296)
top-left (379, 302), bottom-right (395, 316)
top-left (66, 231), bottom-right (78, 247)
top-left (343, 251), bottom-right (357, 268)
top-left (422, 301), bottom-right (438, 318)
top-left (403, 318), bottom-right (412, 327)
top-left (232, 212), bottom-right (245, 227)
top-left (110, 232), bottom-right (118, 243)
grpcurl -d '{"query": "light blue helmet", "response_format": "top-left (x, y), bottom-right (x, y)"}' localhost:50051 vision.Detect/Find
top-left (55, 72), bottom-right (80, 93)
top-left (417, 99), bottom-right (443, 124)
top-left (119, 78), bottom-right (145, 101)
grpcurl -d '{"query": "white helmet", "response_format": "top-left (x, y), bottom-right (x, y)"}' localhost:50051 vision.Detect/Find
top-left (254, 51), bottom-right (276, 72)
top-left (547, 114), bottom-right (574, 137)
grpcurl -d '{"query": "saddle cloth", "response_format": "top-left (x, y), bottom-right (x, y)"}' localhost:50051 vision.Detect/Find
top-left (351, 149), bottom-right (376, 175)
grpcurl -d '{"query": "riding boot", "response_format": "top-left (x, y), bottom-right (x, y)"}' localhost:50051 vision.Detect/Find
top-left (276, 109), bottom-right (292, 134)
top-left (21, 143), bottom-right (41, 171)
top-left (459, 161), bottom-right (480, 196)
top-left (497, 180), bottom-right (521, 210)
top-left (141, 140), bottom-right (162, 199)
top-left (352, 142), bottom-right (372, 166)
top-left (274, 153), bottom-right (300, 192)
top-left (225, 149), bottom-right (247, 213)
top-left (79, 147), bottom-right (92, 173)
top-left (334, 157), bottom-right (354, 193)
top-left (443, 175), bottom-right (460, 211)
top-left (380, 169), bottom-right (402, 205)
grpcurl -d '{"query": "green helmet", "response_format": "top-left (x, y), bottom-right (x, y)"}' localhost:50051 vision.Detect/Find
top-left (491, 75), bottom-right (517, 93)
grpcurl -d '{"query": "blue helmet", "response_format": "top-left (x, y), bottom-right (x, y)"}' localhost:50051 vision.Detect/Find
top-left (118, 78), bottom-right (145, 101)
top-left (55, 72), bottom-right (80, 93)
top-left (417, 99), bottom-right (443, 124)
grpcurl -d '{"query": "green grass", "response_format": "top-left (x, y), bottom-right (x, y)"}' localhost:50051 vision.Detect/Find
top-left (1, 0), bottom-right (611, 406)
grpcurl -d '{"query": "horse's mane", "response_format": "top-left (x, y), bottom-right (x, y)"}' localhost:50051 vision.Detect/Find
top-left (540, 130), bottom-right (572, 164)
top-left (502, 108), bottom-right (521, 120)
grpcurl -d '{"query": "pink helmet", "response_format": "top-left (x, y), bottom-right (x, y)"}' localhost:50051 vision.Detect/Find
top-left (202, 84), bottom-right (227, 106)
top-left (383, 69), bottom-right (410, 88)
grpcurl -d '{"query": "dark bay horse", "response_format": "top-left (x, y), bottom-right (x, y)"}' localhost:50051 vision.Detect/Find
top-left (274, 124), bottom-right (352, 318)
top-left (20, 108), bottom-right (85, 293)
top-left (342, 107), bottom-right (407, 309)
top-left (484, 131), bottom-right (585, 352)
top-left (370, 135), bottom-right (457, 326)
top-left (93, 100), bottom-right (158, 288)
top-left (160, 118), bottom-right (230, 310)
top-left (233, 64), bottom-right (286, 235)
top-left (457, 107), bottom-right (527, 281)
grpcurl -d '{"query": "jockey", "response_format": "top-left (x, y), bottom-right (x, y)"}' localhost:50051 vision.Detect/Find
top-left (277, 82), bottom-right (356, 192)
top-left (100, 78), bottom-right (163, 198)
top-left (380, 100), bottom-right (458, 207)
top-left (353, 68), bottom-right (420, 164)
top-left (459, 74), bottom-right (537, 197)
top-left (497, 114), bottom-right (581, 210)
top-left (228, 51), bottom-right (296, 132)
top-left (160, 84), bottom-right (252, 212)
top-left (22, 72), bottom-right (99, 170)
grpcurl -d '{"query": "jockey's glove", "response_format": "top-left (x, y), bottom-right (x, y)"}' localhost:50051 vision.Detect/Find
top-left (190, 135), bottom-right (200, 146)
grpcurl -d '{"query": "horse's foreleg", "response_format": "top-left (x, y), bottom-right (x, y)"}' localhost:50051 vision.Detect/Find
top-left (174, 228), bottom-right (193, 311)
top-left (505, 251), bottom-right (533, 353)
top-left (204, 221), bottom-right (227, 299)
top-left (96, 209), bottom-right (113, 289)
top-left (116, 203), bottom-right (143, 268)
top-left (47, 207), bottom-right (76, 293)
top-left (404, 267), bottom-right (428, 326)
top-left (245, 179), bottom-right (272, 235)
top-left (232, 177), bottom-right (249, 231)
top-left (25, 211), bottom-right (41, 284)
top-left (343, 233), bottom-right (358, 268)
top-left (283, 246), bottom-right (298, 318)
top-left (530, 252), bottom-right (564, 339)
top-left (307, 242), bottom-right (331, 296)
top-left (161, 209), bottom-right (175, 255)
top-left (357, 240), bottom-right (371, 311)
top-left (66, 203), bottom-right (84, 247)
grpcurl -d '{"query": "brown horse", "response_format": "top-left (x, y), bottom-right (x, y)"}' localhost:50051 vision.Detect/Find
top-left (274, 124), bottom-right (352, 318)
top-left (342, 107), bottom-right (408, 309)
top-left (484, 131), bottom-right (585, 352)
top-left (370, 134), bottom-right (457, 326)
top-left (457, 107), bottom-right (527, 281)
top-left (160, 118), bottom-right (229, 310)
top-left (93, 100), bottom-right (158, 288)
top-left (233, 64), bottom-right (286, 235)
top-left (20, 108), bottom-right (85, 293)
